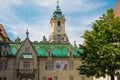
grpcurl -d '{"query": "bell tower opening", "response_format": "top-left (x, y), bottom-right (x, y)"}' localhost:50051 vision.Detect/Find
top-left (57, 21), bottom-right (61, 25)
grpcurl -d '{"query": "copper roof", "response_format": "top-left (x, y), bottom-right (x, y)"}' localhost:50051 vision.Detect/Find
top-left (114, 0), bottom-right (120, 17)
top-left (0, 24), bottom-right (8, 38)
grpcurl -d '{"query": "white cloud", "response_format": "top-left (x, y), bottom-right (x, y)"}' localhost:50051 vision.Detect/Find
top-left (31, 0), bottom-right (56, 7)
top-left (29, 0), bottom-right (107, 13)
top-left (0, 0), bottom-right (112, 45)
top-left (61, 0), bottom-right (106, 13)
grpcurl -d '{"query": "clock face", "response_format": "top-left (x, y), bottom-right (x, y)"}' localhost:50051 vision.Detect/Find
top-left (57, 25), bottom-right (62, 32)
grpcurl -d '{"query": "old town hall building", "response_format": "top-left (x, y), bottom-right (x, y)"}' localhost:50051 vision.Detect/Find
top-left (0, 1), bottom-right (93, 80)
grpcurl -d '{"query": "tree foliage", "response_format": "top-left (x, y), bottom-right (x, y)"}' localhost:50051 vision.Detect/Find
top-left (78, 9), bottom-right (120, 80)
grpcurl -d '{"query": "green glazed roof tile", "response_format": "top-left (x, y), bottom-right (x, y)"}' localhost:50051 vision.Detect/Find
top-left (36, 48), bottom-right (47, 56)
top-left (11, 47), bottom-right (17, 55)
top-left (1, 43), bottom-right (82, 57)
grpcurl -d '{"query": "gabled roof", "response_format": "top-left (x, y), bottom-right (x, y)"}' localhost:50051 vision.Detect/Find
top-left (114, 0), bottom-right (120, 17)
top-left (0, 24), bottom-right (8, 38)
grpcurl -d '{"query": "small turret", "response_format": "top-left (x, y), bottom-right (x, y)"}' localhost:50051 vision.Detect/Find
top-left (15, 37), bottom-right (21, 43)
top-left (74, 40), bottom-right (77, 47)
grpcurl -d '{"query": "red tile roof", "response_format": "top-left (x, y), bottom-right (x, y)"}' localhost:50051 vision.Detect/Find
top-left (0, 24), bottom-right (8, 38)
top-left (114, 0), bottom-right (120, 17)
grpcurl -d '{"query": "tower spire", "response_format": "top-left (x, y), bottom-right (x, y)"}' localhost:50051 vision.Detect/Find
top-left (57, 0), bottom-right (59, 6)
top-left (56, 0), bottom-right (60, 11)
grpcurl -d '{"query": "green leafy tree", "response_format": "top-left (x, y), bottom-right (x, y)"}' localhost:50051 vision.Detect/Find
top-left (78, 9), bottom-right (120, 80)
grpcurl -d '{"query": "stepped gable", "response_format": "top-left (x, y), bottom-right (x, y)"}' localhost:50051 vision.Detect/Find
top-left (114, 0), bottom-right (120, 17)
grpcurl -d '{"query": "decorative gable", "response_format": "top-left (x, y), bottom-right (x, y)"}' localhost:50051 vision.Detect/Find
top-left (16, 36), bottom-right (38, 70)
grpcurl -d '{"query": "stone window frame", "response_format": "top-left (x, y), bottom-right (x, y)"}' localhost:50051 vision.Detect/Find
top-left (54, 76), bottom-right (58, 80)
top-left (0, 61), bottom-right (8, 70)
top-left (69, 76), bottom-right (73, 80)
top-left (42, 76), bottom-right (47, 80)
top-left (23, 61), bottom-right (30, 69)
top-left (81, 76), bottom-right (85, 80)
top-left (45, 62), bottom-right (54, 70)
top-left (69, 62), bottom-right (74, 70)
top-left (0, 77), bottom-right (7, 80)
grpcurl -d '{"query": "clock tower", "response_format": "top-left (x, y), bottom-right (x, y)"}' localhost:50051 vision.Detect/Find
top-left (49, 1), bottom-right (69, 44)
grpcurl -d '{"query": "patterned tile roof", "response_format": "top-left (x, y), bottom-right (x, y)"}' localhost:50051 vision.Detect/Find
top-left (0, 43), bottom-right (82, 57)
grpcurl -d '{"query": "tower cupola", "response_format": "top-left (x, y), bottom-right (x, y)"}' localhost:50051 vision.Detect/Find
top-left (52, 0), bottom-right (65, 19)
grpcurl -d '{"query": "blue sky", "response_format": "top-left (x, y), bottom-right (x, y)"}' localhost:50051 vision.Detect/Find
top-left (0, 0), bottom-right (117, 45)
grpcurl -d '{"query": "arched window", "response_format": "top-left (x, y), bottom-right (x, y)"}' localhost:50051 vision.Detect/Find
top-left (57, 21), bottom-right (61, 26)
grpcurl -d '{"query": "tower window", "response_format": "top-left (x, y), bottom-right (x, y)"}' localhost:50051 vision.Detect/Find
top-left (58, 35), bottom-right (61, 37)
top-left (57, 21), bottom-right (61, 25)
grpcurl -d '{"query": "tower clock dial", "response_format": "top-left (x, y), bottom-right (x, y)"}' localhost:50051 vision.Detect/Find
top-left (57, 25), bottom-right (62, 32)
